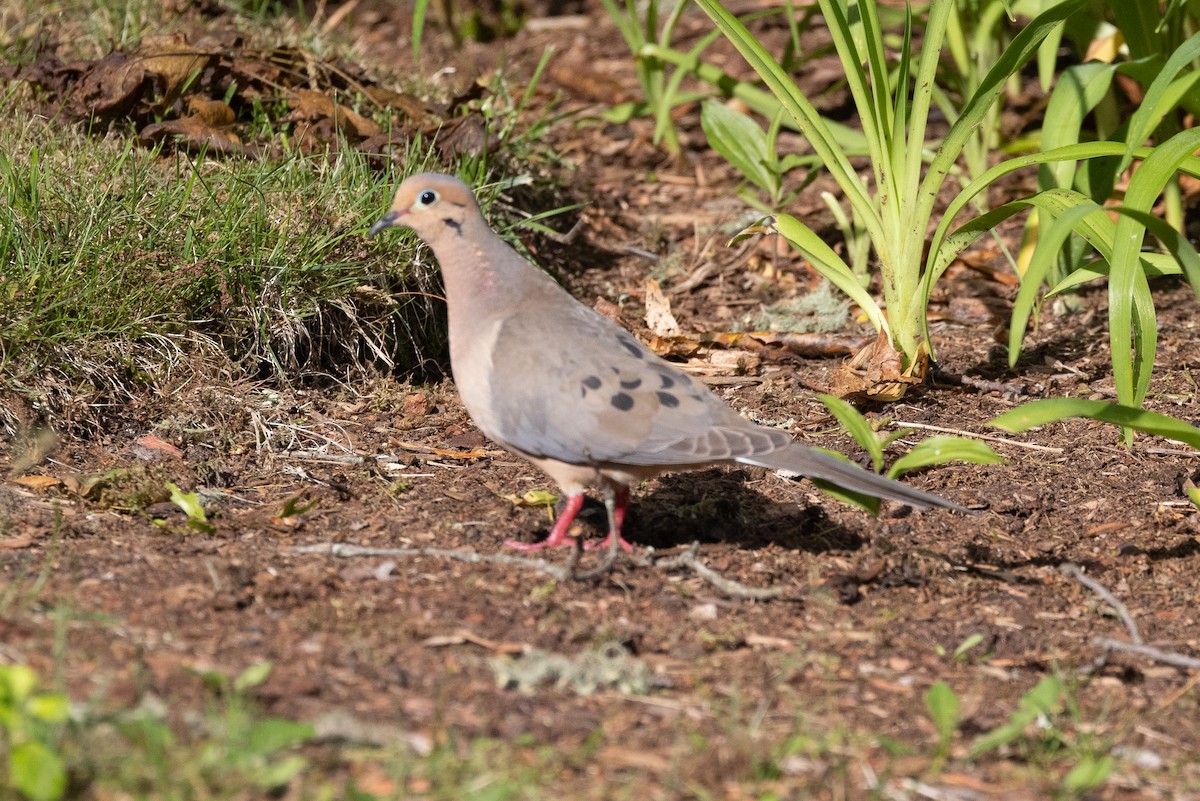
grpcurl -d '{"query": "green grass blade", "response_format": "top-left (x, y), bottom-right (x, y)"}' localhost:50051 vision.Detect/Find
top-left (692, 0), bottom-right (882, 236)
top-left (990, 399), bottom-right (1200, 449)
top-left (1109, 128), bottom-right (1200, 408)
top-left (1120, 31), bottom-right (1200, 172)
top-left (815, 393), bottom-right (884, 471)
top-left (924, 186), bottom-right (1113, 328)
top-left (1046, 253), bottom-right (1184, 294)
top-left (1038, 62), bottom-right (1116, 191)
top-left (917, 0), bottom-right (1088, 232)
top-left (1008, 202), bottom-right (1106, 365)
top-left (886, 436), bottom-right (1003, 480)
top-left (772, 213), bottom-right (889, 336)
top-left (411, 0), bottom-right (429, 58)
top-left (903, 0), bottom-right (953, 200)
top-left (926, 141), bottom-right (1200, 279)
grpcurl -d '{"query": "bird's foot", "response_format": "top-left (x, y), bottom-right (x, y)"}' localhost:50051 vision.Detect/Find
top-left (503, 534), bottom-right (577, 552)
top-left (504, 492), bottom-right (586, 551)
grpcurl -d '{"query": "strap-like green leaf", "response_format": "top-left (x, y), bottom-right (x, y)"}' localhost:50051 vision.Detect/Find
top-left (816, 393), bottom-right (883, 471)
top-left (886, 436), bottom-right (1004, 480)
top-left (991, 398), bottom-right (1200, 449)
top-left (773, 213), bottom-right (889, 336)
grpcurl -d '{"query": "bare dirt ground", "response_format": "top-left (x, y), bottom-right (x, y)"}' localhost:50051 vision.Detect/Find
top-left (3, 2), bottom-right (1200, 798)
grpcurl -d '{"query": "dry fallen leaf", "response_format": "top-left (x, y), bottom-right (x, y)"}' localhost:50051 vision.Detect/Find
top-left (0, 535), bottom-right (36, 550)
top-left (10, 475), bottom-right (61, 490)
top-left (829, 329), bottom-right (927, 401)
top-left (643, 277), bottom-right (681, 337)
top-left (133, 434), bottom-right (184, 459)
top-left (131, 34), bottom-right (214, 109)
top-left (286, 88), bottom-right (381, 141)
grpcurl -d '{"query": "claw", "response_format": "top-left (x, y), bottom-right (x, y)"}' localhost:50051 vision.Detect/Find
top-left (504, 491), bottom-right (585, 551)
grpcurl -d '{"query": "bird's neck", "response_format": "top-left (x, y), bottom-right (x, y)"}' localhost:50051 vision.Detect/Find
top-left (435, 226), bottom-right (538, 336)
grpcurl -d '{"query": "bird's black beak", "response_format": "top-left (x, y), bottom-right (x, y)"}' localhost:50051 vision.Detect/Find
top-left (368, 210), bottom-right (403, 238)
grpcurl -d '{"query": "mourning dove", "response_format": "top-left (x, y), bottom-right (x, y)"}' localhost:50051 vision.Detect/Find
top-left (369, 173), bottom-right (962, 551)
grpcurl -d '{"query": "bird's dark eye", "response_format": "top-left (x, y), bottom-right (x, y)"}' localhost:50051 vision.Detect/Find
top-left (416, 189), bottom-right (438, 207)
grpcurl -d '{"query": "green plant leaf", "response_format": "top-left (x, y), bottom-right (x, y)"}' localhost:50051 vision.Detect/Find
top-left (246, 718), bottom-right (315, 756)
top-left (917, 0), bottom-right (1089, 252)
top-left (925, 681), bottom-right (959, 749)
top-left (815, 393), bottom-right (883, 471)
top-left (9, 741), bottom-right (67, 801)
top-left (700, 101), bottom-right (776, 194)
top-left (166, 481), bottom-right (206, 523)
top-left (693, 0), bottom-right (880, 236)
top-left (1108, 127), bottom-right (1200, 411)
top-left (1038, 62), bottom-right (1116, 192)
top-left (1119, 31), bottom-right (1200, 174)
top-left (411, 0), bottom-right (429, 58)
top-left (26, 693), bottom-right (69, 724)
top-left (279, 495), bottom-right (319, 518)
top-left (953, 632), bottom-right (986, 660)
top-left (990, 398), bottom-right (1200, 449)
top-left (771, 214), bottom-right (888, 336)
top-left (0, 664), bottom-right (37, 702)
top-left (233, 662), bottom-right (273, 693)
top-left (1061, 754), bottom-right (1115, 793)
top-left (254, 754), bottom-right (308, 789)
top-left (968, 675), bottom-right (1065, 757)
top-left (886, 436), bottom-right (1003, 479)
top-left (1046, 253), bottom-right (1184, 294)
top-left (1009, 200), bottom-right (1107, 364)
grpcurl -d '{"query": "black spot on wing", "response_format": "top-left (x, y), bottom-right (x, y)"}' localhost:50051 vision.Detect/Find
top-left (582, 375), bottom-right (602, 391)
top-left (617, 336), bottom-right (644, 359)
top-left (658, 373), bottom-right (674, 389)
top-left (611, 392), bottom-right (634, 411)
top-left (657, 391), bottom-right (679, 408)
top-left (620, 377), bottom-right (642, 390)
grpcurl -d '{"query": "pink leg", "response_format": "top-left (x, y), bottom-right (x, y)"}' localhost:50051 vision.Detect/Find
top-left (505, 492), bottom-right (585, 551)
top-left (586, 485), bottom-right (634, 552)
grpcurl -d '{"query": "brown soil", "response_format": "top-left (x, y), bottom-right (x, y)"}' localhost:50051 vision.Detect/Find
top-left (3, 2), bottom-right (1200, 798)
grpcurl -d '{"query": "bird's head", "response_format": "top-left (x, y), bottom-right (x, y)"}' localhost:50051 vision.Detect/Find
top-left (368, 172), bottom-right (481, 242)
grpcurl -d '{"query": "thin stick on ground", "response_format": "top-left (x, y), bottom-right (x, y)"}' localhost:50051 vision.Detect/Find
top-left (292, 543), bottom-right (572, 581)
top-left (648, 543), bottom-right (788, 600)
top-left (293, 540), bottom-right (792, 599)
top-left (1091, 638), bottom-right (1200, 671)
top-left (1061, 562), bottom-right (1200, 672)
top-left (1060, 562), bottom-right (1142, 644)
top-left (890, 421), bottom-right (1065, 454)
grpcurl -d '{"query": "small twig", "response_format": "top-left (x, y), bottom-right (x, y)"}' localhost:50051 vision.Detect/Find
top-left (1157, 670), bottom-right (1200, 710)
top-left (652, 543), bottom-right (787, 600)
top-left (1144, 447), bottom-right (1200, 458)
top-left (282, 443), bottom-right (487, 464)
top-left (540, 218), bottom-right (585, 246)
top-left (294, 540), bottom-right (792, 599)
top-left (292, 543), bottom-right (570, 581)
top-left (1061, 563), bottom-right (1142, 644)
top-left (890, 421), bottom-right (1065, 454)
top-left (1061, 563), bottom-right (1200, 672)
top-left (931, 368), bottom-right (1028, 400)
top-left (1091, 638), bottom-right (1200, 671)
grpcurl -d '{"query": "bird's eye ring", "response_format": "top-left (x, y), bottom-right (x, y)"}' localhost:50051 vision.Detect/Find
top-left (416, 189), bottom-right (439, 207)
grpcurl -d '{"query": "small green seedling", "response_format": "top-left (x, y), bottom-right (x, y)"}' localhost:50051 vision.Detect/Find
top-left (924, 681), bottom-right (960, 767)
top-left (158, 481), bottom-right (216, 535)
top-left (0, 664), bottom-right (70, 801)
top-left (813, 393), bottom-right (1002, 511)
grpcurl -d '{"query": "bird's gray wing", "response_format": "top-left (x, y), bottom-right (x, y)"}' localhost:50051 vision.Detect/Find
top-left (482, 300), bottom-right (793, 467)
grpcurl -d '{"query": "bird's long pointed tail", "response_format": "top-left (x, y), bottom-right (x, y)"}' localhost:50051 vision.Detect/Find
top-left (739, 445), bottom-right (966, 512)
